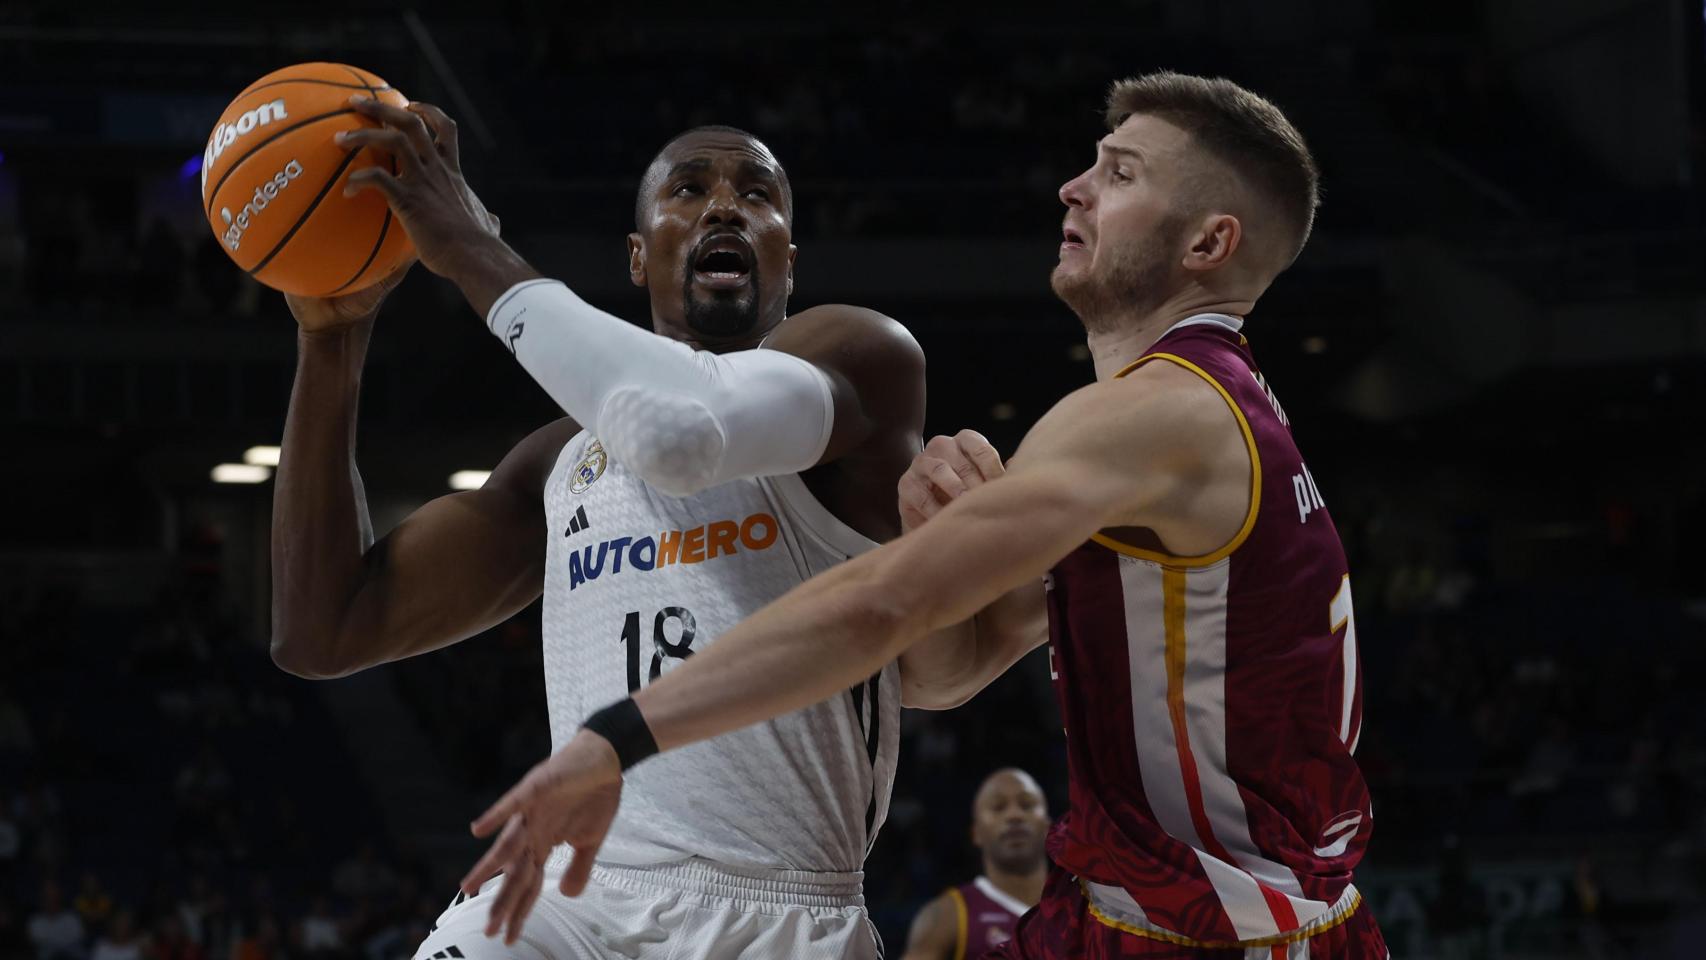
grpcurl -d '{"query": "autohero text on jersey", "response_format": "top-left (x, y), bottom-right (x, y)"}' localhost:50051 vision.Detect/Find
top-left (568, 512), bottom-right (780, 590)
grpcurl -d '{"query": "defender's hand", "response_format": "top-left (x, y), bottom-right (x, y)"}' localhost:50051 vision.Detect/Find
top-left (460, 732), bottom-right (624, 944)
top-left (898, 430), bottom-right (1005, 533)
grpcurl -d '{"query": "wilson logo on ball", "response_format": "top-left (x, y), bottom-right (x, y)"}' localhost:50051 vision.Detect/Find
top-left (202, 98), bottom-right (289, 195)
top-left (204, 62), bottom-right (415, 296)
top-left (221, 159), bottom-right (304, 251)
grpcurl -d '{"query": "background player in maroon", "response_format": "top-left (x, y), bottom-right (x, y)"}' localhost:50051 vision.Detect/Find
top-left (458, 71), bottom-right (1388, 959)
top-left (901, 768), bottom-right (1049, 960)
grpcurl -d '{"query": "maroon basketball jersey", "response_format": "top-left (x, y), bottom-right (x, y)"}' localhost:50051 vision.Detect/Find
top-left (1044, 314), bottom-right (1371, 946)
top-left (948, 876), bottom-right (1028, 960)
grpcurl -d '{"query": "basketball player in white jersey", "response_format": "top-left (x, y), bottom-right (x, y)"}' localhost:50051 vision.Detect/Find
top-left (270, 100), bottom-right (934, 958)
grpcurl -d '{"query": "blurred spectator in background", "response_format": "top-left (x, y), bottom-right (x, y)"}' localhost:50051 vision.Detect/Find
top-left (25, 881), bottom-right (83, 960)
top-left (296, 897), bottom-right (342, 958)
top-left (147, 915), bottom-right (202, 960)
top-left (88, 912), bottom-right (141, 960)
top-left (194, 891), bottom-right (232, 960)
top-left (231, 914), bottom-right (279, 960)
top-left (70, 878), bottom-right (110, 940)
top-left (172, 879), bottom-right (209, 950)
top-left (331, 844), bottom-right (396, 905)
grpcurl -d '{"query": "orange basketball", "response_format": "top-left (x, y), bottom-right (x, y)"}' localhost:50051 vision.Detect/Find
top-left (200, 63), bottom-right (415, 298)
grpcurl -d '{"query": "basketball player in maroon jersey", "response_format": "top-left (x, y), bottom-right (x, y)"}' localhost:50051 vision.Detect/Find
top-left (459, 71), bottom-right (1388, 959)
top-left (901, 769), bottom-right (1049, 960)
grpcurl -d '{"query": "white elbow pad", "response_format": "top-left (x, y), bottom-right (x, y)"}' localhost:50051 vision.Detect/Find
top-left (597, 388), bottom-right (726, 497)
top-left (489, 279), bottom-right (834, 496)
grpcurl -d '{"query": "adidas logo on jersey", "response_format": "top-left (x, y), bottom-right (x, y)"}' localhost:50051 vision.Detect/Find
top-left (564, 505), bottom-right (590, 538)
top-left (202, 98), bottom-right (289, 196)
top-left (425, 948), bottom-right (464, 960)
top-left (568, 511), bottom-right (778, 591)
top-left (220, 158), bottom-right (304, 252)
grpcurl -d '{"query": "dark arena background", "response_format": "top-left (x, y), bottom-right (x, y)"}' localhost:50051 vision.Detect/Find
top-left (3, 2), bottom-right (1705, 958)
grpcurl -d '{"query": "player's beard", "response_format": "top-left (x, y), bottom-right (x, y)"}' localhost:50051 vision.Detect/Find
top-left (1052, 215), bottom-right (1186, 335)
top-left (682, 261), bottom-right (764, 337)
top-left (988, 838), bottom-right (1046, 876)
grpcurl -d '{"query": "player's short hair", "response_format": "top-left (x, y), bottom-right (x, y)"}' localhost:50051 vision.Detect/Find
top-left (634, 125), bottom-right (794, 232)
top-left (1105, 72), bottom-right (1319, 268)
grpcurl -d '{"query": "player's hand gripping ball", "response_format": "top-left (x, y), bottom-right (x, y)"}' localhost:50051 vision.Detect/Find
top-left (336, 95), bottom-right (503, 282)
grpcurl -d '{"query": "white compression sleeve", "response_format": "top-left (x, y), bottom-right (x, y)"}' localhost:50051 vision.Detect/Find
top-left (486, 279), bottom-right (834, 497)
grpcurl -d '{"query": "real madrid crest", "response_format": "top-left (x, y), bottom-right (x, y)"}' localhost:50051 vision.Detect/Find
top-left (570, 439), bottom-right (608, 494)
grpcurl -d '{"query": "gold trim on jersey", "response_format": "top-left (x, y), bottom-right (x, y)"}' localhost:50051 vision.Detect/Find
top-left (1079, 878), bottom-right (1362, 949)
top-left (947, 886), bottom-right (968, 960)
top-left (1089, 352), bottom-right (1262, 567)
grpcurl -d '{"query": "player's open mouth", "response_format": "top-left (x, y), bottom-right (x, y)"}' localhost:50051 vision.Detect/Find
top-left (692, 235), bottom-right (754, 290)
top-left (1060, 226), bottom-right (1087, 254)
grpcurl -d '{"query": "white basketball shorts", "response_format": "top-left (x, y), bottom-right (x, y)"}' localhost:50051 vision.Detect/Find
top-left (412, 856), bottom-right (881, 960)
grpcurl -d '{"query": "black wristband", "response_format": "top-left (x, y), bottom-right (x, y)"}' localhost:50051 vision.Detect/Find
top-left (581, 698), bottom-right (659, 771)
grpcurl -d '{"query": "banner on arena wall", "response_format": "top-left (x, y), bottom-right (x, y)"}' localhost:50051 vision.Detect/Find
top-left (1358, 861), bottom-right (1574, 952)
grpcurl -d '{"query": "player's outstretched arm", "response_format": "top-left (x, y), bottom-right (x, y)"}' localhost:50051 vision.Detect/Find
top-left (898, 892), bottom-right (960, 960)
top-left (455, 363), bottom-right (1252, 940)
top-left (621, 389), bottom-right (1167, 746)
top-left (897, 431), bottom-right (1048, 709)
top-left (269, 275), bottom-right (576, 679)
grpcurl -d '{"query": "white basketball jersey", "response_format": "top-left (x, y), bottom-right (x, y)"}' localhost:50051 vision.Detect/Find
top-left (541, 431), bottom-right (901, 874)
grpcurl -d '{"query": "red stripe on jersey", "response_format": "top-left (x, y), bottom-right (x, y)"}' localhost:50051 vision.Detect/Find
top-left (1161, 570), bottom-right (1213, 855)
top-left (1164, 567), bottom-right (1301, 938)
top-left (1260, 884), bottom-right (1301, 934)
